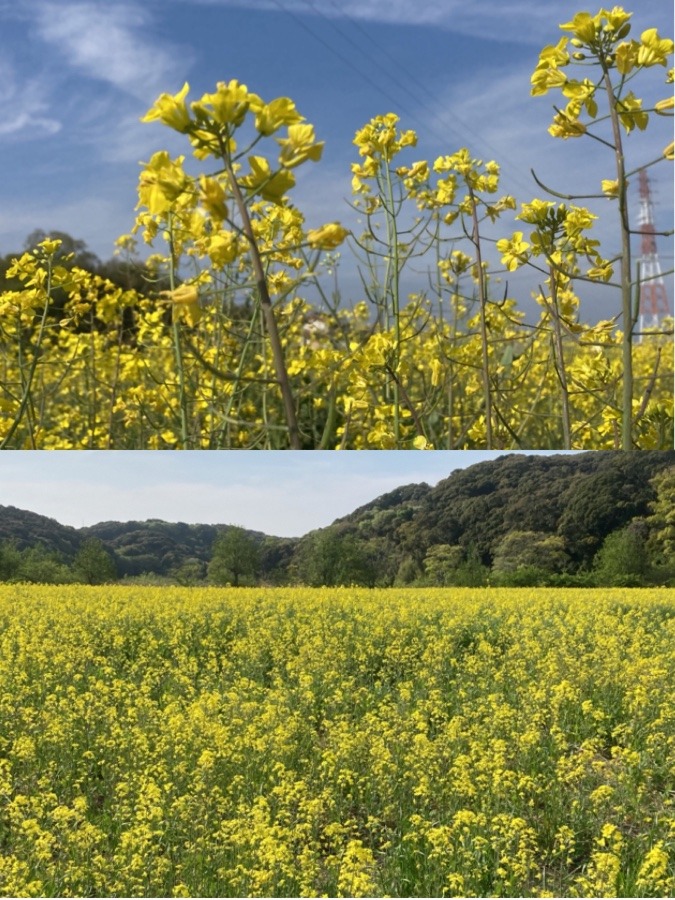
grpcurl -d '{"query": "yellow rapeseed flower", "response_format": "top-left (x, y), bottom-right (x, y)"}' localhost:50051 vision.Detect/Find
top-left (276, 123), bottom-right (324, 168)
top-left (637, 28), bottom-right (674, 67)
top-left (601, 178), bottom-right (620, 198)
top-left (306, 222), bottom-right (349, 250)
top-left (239, 155), bottom-right (295, 203)
top-left (496, 232), bottom-right (531, 271)
top-left (159, 283), bottom-right (201, 326)
top-left (141, 82), bottom-right (192, 132)
top-left (191, 79), bottom-right (261, 128)
top-left (253, 96), bottom-right (304, 135)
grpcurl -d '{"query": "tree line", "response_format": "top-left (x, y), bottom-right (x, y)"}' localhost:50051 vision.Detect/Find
top-left (0, 468), bottom-right (672, 588)
top-left (0, 452), bottom-right (673, 588)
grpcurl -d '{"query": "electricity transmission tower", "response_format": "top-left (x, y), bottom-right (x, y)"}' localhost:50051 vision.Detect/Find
top-left (636, 169), bottom-right (670, 341)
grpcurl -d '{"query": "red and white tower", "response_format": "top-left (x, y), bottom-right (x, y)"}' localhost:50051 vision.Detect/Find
top-left (636, 169), bottom-right (670, 340)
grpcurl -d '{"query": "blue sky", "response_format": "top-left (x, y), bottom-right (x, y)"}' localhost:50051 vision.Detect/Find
top-left (0, 450), bottom-right (581, 536)
top-left (0, 0), bottom-right (672, 323)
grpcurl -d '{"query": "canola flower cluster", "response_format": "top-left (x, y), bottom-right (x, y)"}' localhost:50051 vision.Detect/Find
top-left (0, 7), bottom-right (672, 450)
top-left (0, 585), bottom-right (673, 898)
top-left (0, 219), bottom-right (671, 450)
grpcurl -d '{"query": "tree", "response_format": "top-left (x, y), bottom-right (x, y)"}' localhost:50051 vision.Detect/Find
top-left (208, 527), bottom-right (259, 587)
top-left (394, 555), bottom-right (420, 585)
top-left (450, 546), bottom-right (489, 587)
top-left (593, 525), bottom-right (650, 586)
top-left (297, 530), bottom-right (377, 587)
top-left (423, 544), bottom-right (464, 585)
top-left (18, 545), bottom-right (72, 584)
top-left (557, 455), bottom-right (661, 565)
top-left (73, 538), bottom-right (117, 584)
top-left (335, 534), bottom-right (377, 586)
top-left (171, 559), bottom-right (207, 586)
top-left (492, 531), bottom-right (569, 576)
top-left (0, 541), bottom-right (22, 582)
top-left (644, 467), bottom-right (675, 572)
top-left (257, 537), bottom-right (296, 585)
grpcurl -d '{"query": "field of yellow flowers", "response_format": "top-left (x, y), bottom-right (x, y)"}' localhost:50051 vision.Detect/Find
top-left (1, 7), bottom-right (672, 450)
top-left (0, 585), bottom-right (673, 897)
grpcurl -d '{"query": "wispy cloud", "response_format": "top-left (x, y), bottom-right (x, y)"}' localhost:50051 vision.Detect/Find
top-left (32, 1), bottom-right (191, 102)
top-left (0, 59), bottom-right (61, 140)
top-left (0, 0), bottom-right (196, 254)
top-left (173, 0), bottom-right (671, 45)
top-left (169, 0), bottom-right (547, 43)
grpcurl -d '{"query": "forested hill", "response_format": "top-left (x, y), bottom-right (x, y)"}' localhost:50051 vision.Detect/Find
top-left (0, 506), bottom-right (81, 557)
top-left (82, 520), bottom-right (262, 578)
top-left (0, 510), bottom-right (278, 580)
top-left (387, 451), bottom-right (672, 564)
top-left (296, 451), bottom-right (675, 584)
top-left (0, 450), bottom-right (673, 585)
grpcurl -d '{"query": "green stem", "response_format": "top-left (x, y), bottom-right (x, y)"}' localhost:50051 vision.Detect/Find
top-left (468, 185), bottom-right (493, 449)
top-left (545, 275), bottom-right (571, 449)
top-left (220, 139), bottom-right (301, 449)
top-left (167, 216), bottom-right (190, 449)
top-left (602, 65), bottom-right (633, 450)
top-left (384, 162), bottom-right (401, 446)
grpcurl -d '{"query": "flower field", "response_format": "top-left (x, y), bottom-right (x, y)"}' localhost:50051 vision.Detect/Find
top-left (0, 585), bottom-right (673, 897)
top-left (1, 7), bottom-right (672, 450)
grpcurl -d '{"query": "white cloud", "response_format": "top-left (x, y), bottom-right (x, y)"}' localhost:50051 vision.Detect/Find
top-left (172, 0), bottom-right (671, 45)
top-left (0, 59), bottom-right (61, 140)
top-left (33, 1), bottom-right (191, 102)
top-left (169, 0), bottom-right (548, 42)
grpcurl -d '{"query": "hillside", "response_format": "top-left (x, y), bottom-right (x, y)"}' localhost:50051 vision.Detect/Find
top-left (0, 507), bottom-right (286, 579)
top-left (410, 450), bottom-right (672, 564)
top-left (0, 505), bottom-right (82, 556)
top-left (83, 520), bottom-right (237, 577)
top-left (0, 450), bottom-right (673, 583)
top-left (294, 451), bottom-right (675, 582)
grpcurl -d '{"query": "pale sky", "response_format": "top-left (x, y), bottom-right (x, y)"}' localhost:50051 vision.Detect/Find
top-left (0, 451), bottom-right (581, 536)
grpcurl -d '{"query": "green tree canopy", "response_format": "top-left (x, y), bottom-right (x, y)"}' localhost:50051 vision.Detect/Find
top-left (593, 525), bottom-right (650, 586)
top-left (0, 541), bottom-right (22, 582)
top-left (492, 531), bottom-right (569, 575)
top-left (208, 527), bottom-right (260, 587)
top-left (423, 544), bottom-right (464, 585)
top-left (18, 545), bottom-right (72, 584)
top-left (645, 467), bottom-right (675, 571)
top-left (73, 538), bottom-right (117, 584)
top-left (298, 530), bottom-right (376, 587)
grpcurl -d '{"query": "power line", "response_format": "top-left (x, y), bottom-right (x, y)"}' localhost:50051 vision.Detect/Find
top-left (299, 0), bottom-right (458, 135)
top-left (316, 0), bottom-right (527, 167)
top-left (266, 0), bottom-right (427, 131)
top-left (292, 0), bottom-right (534, 196)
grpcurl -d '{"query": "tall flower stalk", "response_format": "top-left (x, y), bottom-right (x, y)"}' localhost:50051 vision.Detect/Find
top-left (137, 79), bottom-right (349, 449)
top-left (530, 7), bottom-right (673, 449)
